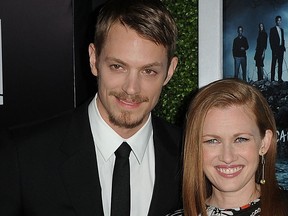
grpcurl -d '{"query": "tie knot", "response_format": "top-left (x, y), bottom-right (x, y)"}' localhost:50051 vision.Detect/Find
top-left (115, 142), bottom-right (131, 158)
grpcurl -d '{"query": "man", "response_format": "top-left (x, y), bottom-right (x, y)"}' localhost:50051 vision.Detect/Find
top-left (0, 0), bottom-right (182, 215)
top-left (232, 26), bottom-right (249, 81)
top-left (270, 15), bottom-right (285, 82)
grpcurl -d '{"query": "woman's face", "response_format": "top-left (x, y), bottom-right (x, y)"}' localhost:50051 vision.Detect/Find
top-left (202, 105), bottom-right (271, 197)
top-left (259, 23), bottom-right (264, 31)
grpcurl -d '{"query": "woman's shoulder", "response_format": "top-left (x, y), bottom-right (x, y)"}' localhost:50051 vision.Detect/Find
top-left (280, 188), bottom-right (288, 201)
top-left (278, 188), bottom-right (288, 213)
top-left (166, 209), bottom-right (184, 216)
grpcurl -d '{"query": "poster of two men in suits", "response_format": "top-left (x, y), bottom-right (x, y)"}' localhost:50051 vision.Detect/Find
top-left (223, 0), bottom-right (288, 189)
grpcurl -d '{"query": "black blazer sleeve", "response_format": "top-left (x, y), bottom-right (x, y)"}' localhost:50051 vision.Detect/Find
top-left (0, 129), bottom-right (22, 215)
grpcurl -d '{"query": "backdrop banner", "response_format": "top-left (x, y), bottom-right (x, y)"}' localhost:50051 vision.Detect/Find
top-left (223, 0), bottom-right (288, 190)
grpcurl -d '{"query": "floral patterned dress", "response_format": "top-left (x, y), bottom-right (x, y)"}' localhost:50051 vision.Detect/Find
top-left (166, 198), bottom-right (261, 216)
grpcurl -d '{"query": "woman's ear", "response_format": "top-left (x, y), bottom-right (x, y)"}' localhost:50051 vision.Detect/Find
top-left (259, 129), bottom-right (273, 155)
top-left (89, 43), bottom-right (98, 77)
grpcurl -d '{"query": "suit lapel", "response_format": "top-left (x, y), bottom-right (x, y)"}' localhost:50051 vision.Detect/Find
top-left (60, 103), bottom-right (104, 216)
top-left (148, 116), bottom-right (182, 215)
top-left (59, 110), bottom-right (181, 216)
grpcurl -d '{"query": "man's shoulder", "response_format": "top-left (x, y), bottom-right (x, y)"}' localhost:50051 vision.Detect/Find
top-left (151, 115), bottom-right (183, 149)
top-left (151, 115), bottom-right (182, 133)
top-left (270, 26), bottom-right (277, 32)
top-left (8, 101), bottom-right (90, 143)
top-left (9, 110), bottom-right (74, 140)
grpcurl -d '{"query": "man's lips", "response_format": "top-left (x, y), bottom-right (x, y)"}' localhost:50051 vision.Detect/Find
top-left (118, 98), bottom-right (141, 107)
top-left (116, 96), bottom-right (149, 110)
top-left (110, 92), bottom-right (149, 108)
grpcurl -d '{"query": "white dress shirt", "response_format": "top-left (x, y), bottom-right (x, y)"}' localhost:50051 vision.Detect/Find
top-left (276, 26), bottom-right (282, 46)
top-left (88, 95), bottom-right (155, 216)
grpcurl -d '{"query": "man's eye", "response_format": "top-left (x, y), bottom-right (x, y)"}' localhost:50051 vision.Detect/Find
top-left (143, 69), bottom-right (157, 75)
top-left (110, 64), bottom-right (122, 70)
top-left (235, 137), bottom-right (249, 143)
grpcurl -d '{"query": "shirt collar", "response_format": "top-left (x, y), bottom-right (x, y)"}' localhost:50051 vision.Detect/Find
top-left (88, 95), bottom-right (153, 164)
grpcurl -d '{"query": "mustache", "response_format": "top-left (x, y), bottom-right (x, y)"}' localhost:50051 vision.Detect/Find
top-left (109, 91), bottom-right (149, 103)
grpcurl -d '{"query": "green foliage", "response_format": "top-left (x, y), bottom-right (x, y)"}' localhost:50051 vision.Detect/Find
top-left (153, 0), bottom-right (198, 125)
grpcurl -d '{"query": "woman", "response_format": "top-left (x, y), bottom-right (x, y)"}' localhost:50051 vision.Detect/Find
top-left (254, 23), bottom-right (267, 81)
top-left (168, 78), bottom-right (287, 216)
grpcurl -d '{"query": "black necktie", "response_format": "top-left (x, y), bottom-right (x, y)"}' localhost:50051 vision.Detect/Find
top-left (111, 142), bottom-right (131, 216)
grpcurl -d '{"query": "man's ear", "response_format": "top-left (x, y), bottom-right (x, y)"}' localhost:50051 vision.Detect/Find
top-left (163, 56), bottom-right (178, 86)
top-left (89, 43), bottom-right (98, 77)
top-left (259, 129), bottom-right (273, 155)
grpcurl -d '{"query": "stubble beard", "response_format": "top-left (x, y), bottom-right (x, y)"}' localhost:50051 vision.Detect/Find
top-left (108, 110), bottom-right (144, 129)
top-left (108, 91), bottom-right (149, 129)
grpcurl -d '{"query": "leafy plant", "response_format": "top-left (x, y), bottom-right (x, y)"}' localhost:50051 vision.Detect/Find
top-left (153, 0), bottom-right (198, 126)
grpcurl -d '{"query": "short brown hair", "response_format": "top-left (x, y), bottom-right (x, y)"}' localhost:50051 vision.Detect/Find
top-left (93, 0), bottom-right (178, 62)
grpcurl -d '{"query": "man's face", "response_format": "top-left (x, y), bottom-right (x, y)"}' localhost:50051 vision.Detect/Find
top-left (238, 27), bottom-right (243, 36)
top-left (89, 22), bottom-right (177, 135)
top-left (276, 17), bottom-right (281, 26)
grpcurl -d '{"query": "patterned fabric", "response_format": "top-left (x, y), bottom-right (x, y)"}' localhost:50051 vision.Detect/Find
top-left (166, 209), bottom-right (184, 216)
top-left (166, 198), bottom-right (261, 216)
top-left (206, 198), bottom-right (260, 216)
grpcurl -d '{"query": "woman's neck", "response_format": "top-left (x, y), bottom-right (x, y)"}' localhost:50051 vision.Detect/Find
top-left (206, 184), bottom-right (260, 209)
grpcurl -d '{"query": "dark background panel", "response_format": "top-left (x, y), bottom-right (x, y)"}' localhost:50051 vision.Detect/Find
top-left (0, 0), bottom-right (106, 129)
top-left (0, 0), bottom-right (74, 128)
top-left (74, 0), bottom-right (96, 107)
top-left (73, 0), bottom-right (106, 107)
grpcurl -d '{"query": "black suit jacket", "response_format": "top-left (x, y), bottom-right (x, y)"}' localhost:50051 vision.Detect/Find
top-left (0, 102), bottom-right (182, 216)
top-left (269, 26), bottom-right (285, 52)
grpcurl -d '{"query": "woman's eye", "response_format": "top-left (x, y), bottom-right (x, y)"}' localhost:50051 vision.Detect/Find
top-left (235, 137), bottom-right (249, 143)
top-left (204, 139), bottom-right (219, 144)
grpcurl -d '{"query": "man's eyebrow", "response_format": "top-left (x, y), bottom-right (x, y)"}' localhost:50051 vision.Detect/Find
top-left (105, 57), bottom-right (127, 66)
top-left (105, 57), bottom-right (164, 68)
top-left (141, 62), bottom-right (163, 68)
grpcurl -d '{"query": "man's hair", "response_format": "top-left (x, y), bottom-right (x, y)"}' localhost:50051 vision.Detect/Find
top-left (93, 0), bottom-right (178, 62)
top-left (275, 15), bottom-right (282, 23)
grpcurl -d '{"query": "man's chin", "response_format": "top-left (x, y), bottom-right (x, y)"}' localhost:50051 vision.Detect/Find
top-left (109, 115), bottom-right (144, 129)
